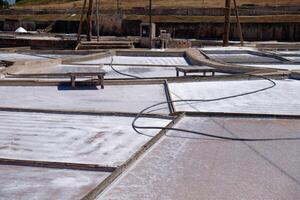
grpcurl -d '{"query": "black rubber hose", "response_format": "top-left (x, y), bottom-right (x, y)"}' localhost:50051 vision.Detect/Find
top-left (131, 75), bottom-right (283, 141)
top-left (109, 57), bottom-right (142, 79)
top-left (108, 56), bottom-right (298, 141)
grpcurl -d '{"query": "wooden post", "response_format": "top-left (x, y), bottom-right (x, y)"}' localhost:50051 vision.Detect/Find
top-left (77, 0), bottom-right (87, 43)
top-left (71, 75), bottom-right (76, 88)
top-left (98, 75), bottom-right (104, 89)
top-left (96, 0), bottom-right (100, 41)
top-left (233, 0), bottom-right (244, 46)
top-left (149, 0), bottom-right (152, 48)
top-left (86, 0), bottom-right (94, 41)
top-left (223, 0), bottom-right (231, 47)
top-left (117, 0), bottom-right (120, 13)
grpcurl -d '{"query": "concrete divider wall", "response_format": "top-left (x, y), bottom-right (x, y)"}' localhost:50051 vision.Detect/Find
top-left (185, 48), bottom-right (278, 74)
top-left (0, 38), bottom-right (77, 49)
top-left (62, 51), bottom-right (113, 64)
top-left (4, 58), bottom-right (62, 74)
top-left (116, 50), bottom-right (185, 57)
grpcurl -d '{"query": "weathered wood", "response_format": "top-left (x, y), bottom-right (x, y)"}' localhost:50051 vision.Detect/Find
top-left (149, 0), bottom-right (153, 48)
top-left (71, 75), bottom-right (76, 87)
top-left (86, 0), bottom-right (94, 41)
top-left (233, 0), bottom-right (244, 46)
top-left (77, 0), bottom-right (87, 43)
top-left (81, 113), bottom-right (185, 200)
top-left (0, 158), bottom-right (116, 172)
top-left (96, 0), bottom-right (100, 41)
top-left (176, 66), bottom-right (216, 77)
top-left (10, 67), bottom-right (106, 88)
top-left (223, 0), bottom-right (231, 46)
top-left (98, 75), bottom-right (104, 89)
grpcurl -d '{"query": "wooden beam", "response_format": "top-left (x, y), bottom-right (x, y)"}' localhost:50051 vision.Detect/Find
top-left (77, 0), bottom-right (87, 43)
top-left (96, 0), bottom-right (100, 41)
top-left (0, 158), bottom-right (116, 172)
top-left (223, 0), bottom-right (231, 46)
top-left (233, 0), bottom-right (244, 46)
top-left (81, 113), bottom-right (185, 200)
top-left (149, 0), bottom-right (153, 48)
top-left (87, 0), bottom-right (94, 41)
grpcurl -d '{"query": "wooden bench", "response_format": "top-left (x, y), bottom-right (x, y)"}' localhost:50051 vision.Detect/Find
top-left (8, 66), bottom-right (106, 89)
top-left (176, 66), bottom-right (216, 77)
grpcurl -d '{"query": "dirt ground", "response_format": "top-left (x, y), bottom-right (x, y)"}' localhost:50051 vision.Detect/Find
top-left (13, 0), bottom-right (300, 10)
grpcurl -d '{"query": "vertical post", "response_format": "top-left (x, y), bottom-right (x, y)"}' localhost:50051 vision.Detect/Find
top-left (233, 0), bottom-right (244, 46)
top-left (117, 0), bottom-right (120, 13)
top-left (149, 0), bottom-right (152, 49)
top-left (223, 0), bottom-right (231, 47)
top-left (77, 0), bottom-right (87, 43)
top-left (96, 0), bottom-right (100, 41)
top-left (86, 0), bottom-right (94, 41)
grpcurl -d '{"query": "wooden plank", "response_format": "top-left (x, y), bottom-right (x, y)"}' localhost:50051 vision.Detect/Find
top-left (0, 107), bottom-right (173, 119)
top-left (176, 66), bottom-right (216, 71)
top-left (0, 158), bottom-right (116, 172)
top-left (176, 66), bottom-right (216, 77)
top-left (81, 113), bottom-right (185, 200)
top-left (9, 66), bottom-right (106, 77)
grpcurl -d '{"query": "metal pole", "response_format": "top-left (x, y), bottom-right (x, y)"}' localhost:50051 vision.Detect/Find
top-left (233, 0), bottom-right (244, 46)
top-left (149, 0), bottom-right (152, 48)
top-left (86, 0), bottom-right (94, 41)
top-left (77, 0), bottom-right (87, 43)
top-left (96, 0), bottom-right (100, 41)
top-left (223, 0), bottom-right (231, 46)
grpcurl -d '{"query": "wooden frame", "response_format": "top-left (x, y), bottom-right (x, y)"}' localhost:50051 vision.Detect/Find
top-left (176, 66), bottom-right (216, 77)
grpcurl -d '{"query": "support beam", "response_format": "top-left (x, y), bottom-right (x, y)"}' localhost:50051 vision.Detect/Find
top-left (117, 0), bottom-right (120, 13)
top-left (77, 0), bottom-right (87, 43)
top-left (149, 0), bottom-right (152, 49)
top-left (86, 0), bottom-right (94, 41)
top-left (223, 0), bottom-right (231, 47)
top-left (0, 158), bottom-right (116, 172)
top-left (233, 0), bottom-right (244, 46)
top-left (96, 0), bottom-right (100, 41)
